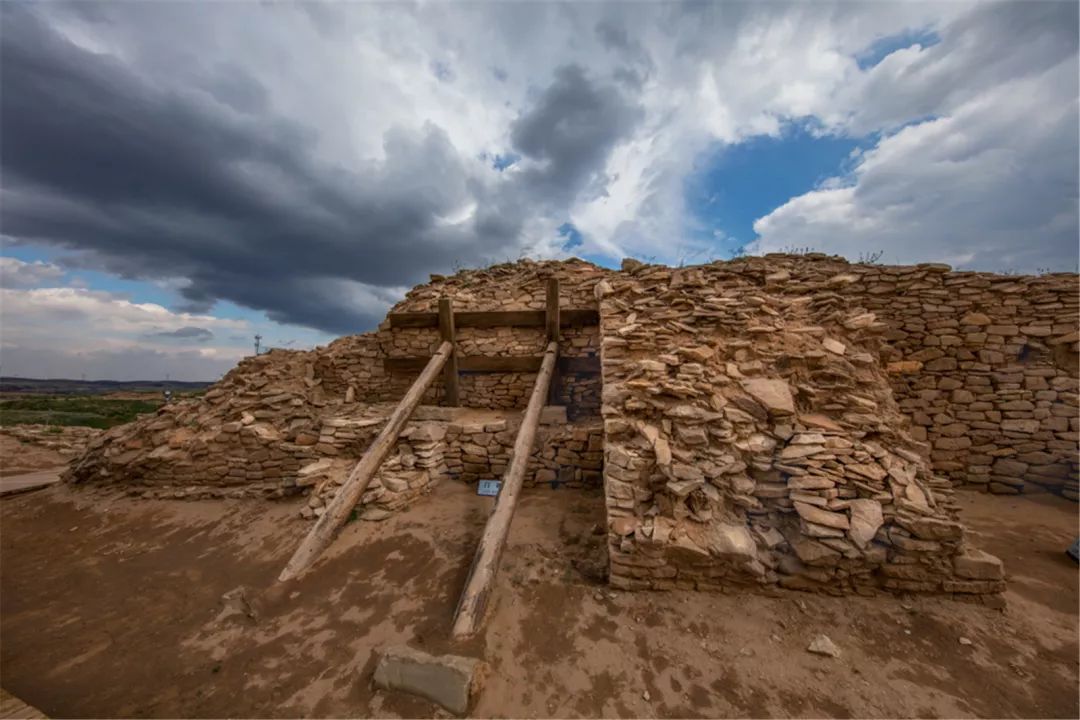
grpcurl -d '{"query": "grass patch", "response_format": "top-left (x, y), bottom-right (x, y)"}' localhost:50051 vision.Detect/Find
top-left (0, 395), bottom-right (162, 429)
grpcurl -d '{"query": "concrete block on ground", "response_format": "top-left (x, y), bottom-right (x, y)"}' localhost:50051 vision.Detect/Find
top-left (372, 645), bottom-right (486, 715)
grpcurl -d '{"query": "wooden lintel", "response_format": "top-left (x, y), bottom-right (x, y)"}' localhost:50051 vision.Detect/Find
top-left (388, 308), bottom-right (598, 330)
top-left (384, 355), bottom-right (599, 374)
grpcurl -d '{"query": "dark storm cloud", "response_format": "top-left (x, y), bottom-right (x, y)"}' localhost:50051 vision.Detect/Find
top-left (145, 326), bottom-right (215, 342)
top-left (0, 6), bottom-right (643, 335)
top-left (510, 65), bottom-right (644, 206)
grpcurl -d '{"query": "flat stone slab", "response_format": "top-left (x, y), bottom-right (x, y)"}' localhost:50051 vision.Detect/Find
top-left (373, 645), bottom-right (486, 715)
top-left (0, 470), bottom-right (62, 497)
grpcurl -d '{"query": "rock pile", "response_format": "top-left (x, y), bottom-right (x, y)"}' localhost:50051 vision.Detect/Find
top-left (0, 424), bottom-right (102, 460)
top-left (598, 260), bottom-right (1006, 600)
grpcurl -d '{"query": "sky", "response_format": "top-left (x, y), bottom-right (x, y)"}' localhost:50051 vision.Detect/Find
top-left (1, 0), bottom-right (1077, 381)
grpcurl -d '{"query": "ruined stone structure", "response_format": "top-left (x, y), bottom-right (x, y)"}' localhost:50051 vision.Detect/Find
top-left (65, 255), bottom-right (1078, 603)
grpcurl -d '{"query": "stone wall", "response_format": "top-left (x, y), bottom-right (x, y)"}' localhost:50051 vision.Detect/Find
top-left (715, 255), bottom-right (1078, 499)
top-left (443, 410), bottom-right (603, 488)
top-left (598, 260), bottom-right (1007, 601)
top-left (63, 255), bottom-right (1076, 601)
top-left (299, 408), bottom-right (603, 516)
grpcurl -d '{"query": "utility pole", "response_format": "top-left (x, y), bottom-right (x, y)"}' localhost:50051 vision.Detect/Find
top-left (254, 334), bottom-right (262, 356)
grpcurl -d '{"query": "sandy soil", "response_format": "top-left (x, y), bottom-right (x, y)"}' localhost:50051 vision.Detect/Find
top-left (1, 482), bottom-right (1076, 719)
top-left (0, 435), bottom-right (67, 477)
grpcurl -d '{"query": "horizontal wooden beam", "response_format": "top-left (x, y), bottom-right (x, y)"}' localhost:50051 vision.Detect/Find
top-left (384, 355), bottom-right (600, 374)
top-left (388, 308), bottom-right (598, 330)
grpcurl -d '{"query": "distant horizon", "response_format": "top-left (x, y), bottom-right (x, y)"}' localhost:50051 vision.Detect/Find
top-left (0, 375), bottom-right (216, 386)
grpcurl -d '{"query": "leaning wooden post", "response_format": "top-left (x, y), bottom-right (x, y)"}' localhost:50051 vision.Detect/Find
top-left (545, 276), bottom-right (561, 405)
top-left (279, 340), bottom-right (453, 582)
top-left (439, 297), bottom-right (459, 406)
top-left (451, 340), bottom-right (559, 639)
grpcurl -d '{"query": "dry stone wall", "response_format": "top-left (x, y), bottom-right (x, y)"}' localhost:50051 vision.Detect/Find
top-left (62, 255), bottom-right (1076, 602)
top-left (710, 255), bottom-right (1078, 499)
top-left (598, 260), bottom-right (1009, 601)
top-left (443, 411), bottom-right (603, 488)
top-left (300, 409), bottom-right (603, 519)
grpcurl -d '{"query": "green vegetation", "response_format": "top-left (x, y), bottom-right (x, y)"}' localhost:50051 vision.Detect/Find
top-left (0, 394), bottom-right (162, 429)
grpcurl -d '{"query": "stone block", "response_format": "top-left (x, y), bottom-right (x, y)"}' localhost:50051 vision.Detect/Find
top-left (953, 548), bottom-right (1004, 580)
top-left (372, 645), bottom-right (487, 715)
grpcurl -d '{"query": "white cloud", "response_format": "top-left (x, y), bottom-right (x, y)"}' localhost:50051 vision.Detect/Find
top-left (3, 0), bottom-right (1076, 344)
top-left (1, 287), bottom-right (246, 344)
top-left (750, 55), bottom-right (1079, 271)
top-left (0, 286), bottom-right (251, 379)
top-left (0, 257), bottom-right (65, 288)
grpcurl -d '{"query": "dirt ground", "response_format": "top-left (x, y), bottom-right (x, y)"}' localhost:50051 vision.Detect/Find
top-left (1, 480), bottom-right (1077, 719)
top-left (0, 435), bottom-right (66, 477)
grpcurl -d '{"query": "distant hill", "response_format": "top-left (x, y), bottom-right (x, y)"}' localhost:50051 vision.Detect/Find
top-left (0, 377), bottom-right (212, 396)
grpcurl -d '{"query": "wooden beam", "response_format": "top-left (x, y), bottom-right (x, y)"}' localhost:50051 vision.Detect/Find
top-left (388, 308), bottom-right (598, 330)
top-left (383, 355), bottom-right (599, 374)
top-left (451, 341), bottom-right (559, 639)
top-left (278, 341), bottom-right (453, 582)
top-left (546, 277), bottom-right (561, 404)
top-left (438, 297), bottom-right (459, 406)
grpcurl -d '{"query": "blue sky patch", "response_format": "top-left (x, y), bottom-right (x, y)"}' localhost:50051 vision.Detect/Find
top-left (856, 27), bottom-right (941, 70)
top-left (492, 152), bottom-right (519, 171)
top-left (558, 222), bottom-right (584, 251)
top-left (684, 123), bottom-right (863, 256)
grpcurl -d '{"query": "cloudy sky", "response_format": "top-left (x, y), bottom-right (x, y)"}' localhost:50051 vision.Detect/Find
top-left (1, 1), bottom-right (1077, 380)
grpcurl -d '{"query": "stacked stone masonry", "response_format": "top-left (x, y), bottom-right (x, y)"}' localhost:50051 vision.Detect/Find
top-left (63, 255), bottom-right (1078, 602)
top-left (597, 258), bottom-right (1035, 601)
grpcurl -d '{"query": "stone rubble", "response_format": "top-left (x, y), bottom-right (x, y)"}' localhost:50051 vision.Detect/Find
top-left (1, 424), bottom-right (102, 459)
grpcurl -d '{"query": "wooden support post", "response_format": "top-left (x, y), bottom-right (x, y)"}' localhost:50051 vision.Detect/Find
top-left (451, 340), bottom-right (559, 639)
top-left (439, 297), bottom-right (459, 406)
top-left (279, 341), bottom-right (453, 582)
top-left (546, 277), bottom-right (561, 405)
top-left (545, 277), bottom-right (560, 342)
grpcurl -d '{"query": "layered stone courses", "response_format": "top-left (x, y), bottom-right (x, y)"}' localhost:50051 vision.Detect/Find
top-left (63, 255), bottom-right (1078, 602)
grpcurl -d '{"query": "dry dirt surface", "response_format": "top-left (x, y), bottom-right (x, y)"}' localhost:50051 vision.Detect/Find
top-left (1, 482), bottom-right (1076, 719)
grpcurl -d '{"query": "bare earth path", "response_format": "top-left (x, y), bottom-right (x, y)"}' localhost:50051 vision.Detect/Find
top-left (1, 482), bottom-right (1076, 718)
